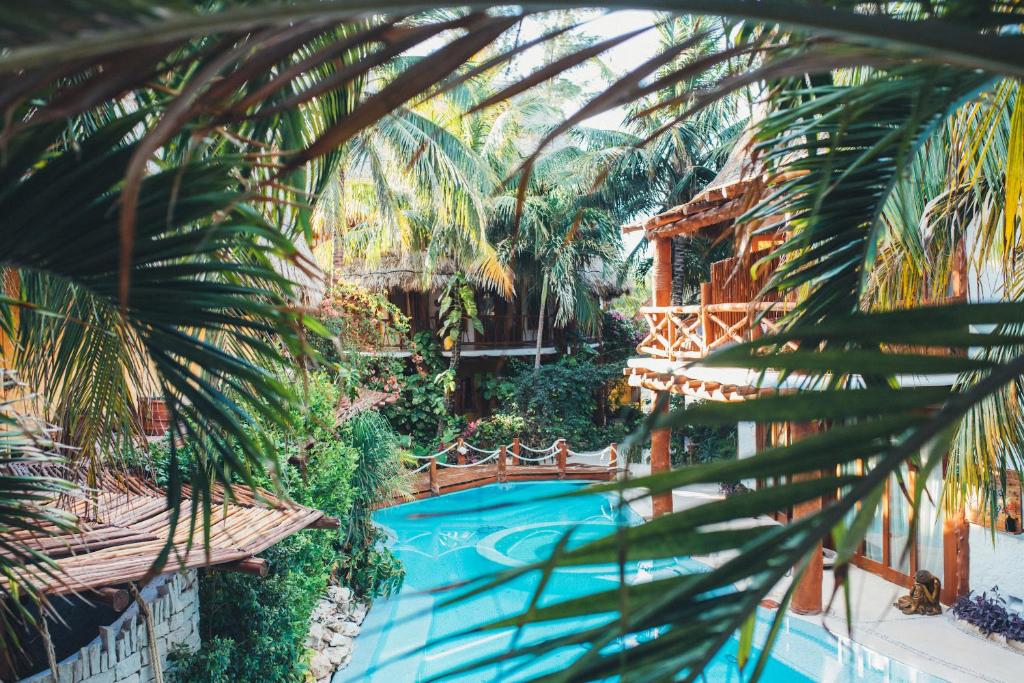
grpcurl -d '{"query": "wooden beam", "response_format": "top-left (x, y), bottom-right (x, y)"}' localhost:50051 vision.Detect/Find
top-left (90, 587), bottom-right (130, 611)
top-left (212, 557), bottom-right (269, 577)
top-left (309, 515), bottom-right (340, 529)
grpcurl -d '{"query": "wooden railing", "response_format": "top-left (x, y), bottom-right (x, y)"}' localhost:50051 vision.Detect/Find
top-left (637, 301), bottom-right (795, 361)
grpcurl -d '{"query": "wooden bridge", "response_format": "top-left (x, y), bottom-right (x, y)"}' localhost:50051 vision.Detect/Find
top-left (383, 438), bottom-right (620, 507)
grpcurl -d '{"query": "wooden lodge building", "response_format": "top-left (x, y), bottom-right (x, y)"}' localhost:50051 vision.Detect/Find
top-left (334, 251), bottom-right (626, 415)
top-left (625, 139), bottom-right (1024, 615)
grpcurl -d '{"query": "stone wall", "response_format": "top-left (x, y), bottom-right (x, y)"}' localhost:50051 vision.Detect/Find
top-left (20, 571), bottom-right (201, 683)
top-left (305, 585), bottom-right (368, 682)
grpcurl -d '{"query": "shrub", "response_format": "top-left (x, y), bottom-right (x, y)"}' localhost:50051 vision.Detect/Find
top-left (166, 372), bottom-right (408, 681)
top-left (379, 332), bottom-right (450, 449)
top-left (951, 588), bottom-right (1024, 640)
top-left (601, 310), bottom-right (644, 363)
top-left (473, 413), bottom-right (527, 449)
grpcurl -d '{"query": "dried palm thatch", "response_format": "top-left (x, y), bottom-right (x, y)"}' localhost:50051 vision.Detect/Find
top-left (0, 465), bottom-right (329, 595)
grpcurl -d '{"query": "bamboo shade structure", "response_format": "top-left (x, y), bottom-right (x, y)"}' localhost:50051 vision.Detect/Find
top-left (2, 469), bottom-right (327, 595)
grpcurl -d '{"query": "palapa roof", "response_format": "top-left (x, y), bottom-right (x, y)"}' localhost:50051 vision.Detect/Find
top-left (4, 468), bottom-right (329, 595)
top-left (623, 129), bottom-right (800, 240)
top-left (336, 251), bottom-right (630, 299)
top-left (334, 252), bottom-right (465, 293)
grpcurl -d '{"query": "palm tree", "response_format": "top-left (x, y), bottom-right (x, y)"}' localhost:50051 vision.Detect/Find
top-left (6, 2), bottom-right (1024, 679)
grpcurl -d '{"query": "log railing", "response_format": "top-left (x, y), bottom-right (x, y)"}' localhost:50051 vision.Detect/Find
top-left (637, 301), bottom-right (795, 361)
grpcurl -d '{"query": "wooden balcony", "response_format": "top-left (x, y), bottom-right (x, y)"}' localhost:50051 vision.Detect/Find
top-left (637, 300), bottom-right (795, 361)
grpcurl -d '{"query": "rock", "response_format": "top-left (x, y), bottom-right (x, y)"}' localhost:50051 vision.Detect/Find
top-left (307, 622), bottom-right (326, 646)
top-left (309, 652), bottom-right (333, 679)
top-left (328, 633), bottom-right (353, 649)
top-left (337, 621), bottom-right (360, 637)
top-left (324, 645), bottom-right (350, 666)
top-left (324, 617), bottom-right (345, 633)
top-left (350, 603), bottom-right (368, 624)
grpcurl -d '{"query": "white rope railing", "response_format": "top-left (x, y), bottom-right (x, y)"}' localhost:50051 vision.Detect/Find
top-left (464, 443), bottom-right (499, 454)
top-left (408, 442), bottom-right (458, 460)
top-left (436, 452), bottom-right (498, 468)
top-left (404, 438), bottom-right (621, 484)
top-left (518, 439), bottom-right (561, 454)
top-left (567, 446), bottom-right (612, 463)
top-left (512, 452), bottom-right (557, 463)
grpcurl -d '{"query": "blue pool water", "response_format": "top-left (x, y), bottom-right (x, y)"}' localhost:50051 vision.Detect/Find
top-left (341, 482), bottom-right (944, 682)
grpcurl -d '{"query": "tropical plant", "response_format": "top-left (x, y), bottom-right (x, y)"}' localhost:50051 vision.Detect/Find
top-left (435, 273), bottom-right (483, 421)
top-left (7, 2), bottom-right (1024, 681)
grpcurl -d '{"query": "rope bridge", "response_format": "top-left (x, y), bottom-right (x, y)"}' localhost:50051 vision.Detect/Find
top-left (387, 438), bottom-right (622, 505)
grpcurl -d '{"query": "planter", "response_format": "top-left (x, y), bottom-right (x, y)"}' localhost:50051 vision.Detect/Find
top-left (140, 397), bottom-right (171, 436)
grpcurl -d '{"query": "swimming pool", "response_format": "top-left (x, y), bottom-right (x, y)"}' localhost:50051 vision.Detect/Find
top-left (340, 482), bottom-right (944, 682)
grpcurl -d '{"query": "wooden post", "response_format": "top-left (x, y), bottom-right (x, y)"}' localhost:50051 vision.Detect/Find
top-left (512, 436), bottom-right (521, 466)
top-left (457, 437), bottom-right (466, 465)
top-left (652, 237), bottom-right (672, 307)
top-left (790, 421), bottom-right (823, 615)
top-left (557, 439), bottom-right (567, 479)
top-left (91, 587), bottom-right (130, 611)
top-left (942, 508), bottom-right (970, 604)
top-left (609, 442), bottom-right (618, 476)
top-left (499, 445), bottom-right (507, 483)
top-left (429, 456), bottom-right (439, 496)
top-left (700, 282), bottom-right (712, 351)
top-left (651, 395), bottom-right (672, 517)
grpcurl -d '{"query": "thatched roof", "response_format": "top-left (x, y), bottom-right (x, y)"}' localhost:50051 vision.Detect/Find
top-left (2, 468), bottom-right (330, 595)
top-left (334, 252), bottom-right (464, 293)
top-left (623, 125), bottom-right (801, 240)
top-left (336, 252), bottom-right (630, 299)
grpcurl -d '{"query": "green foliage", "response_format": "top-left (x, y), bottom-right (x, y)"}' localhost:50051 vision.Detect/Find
top-left (167, 636), bottom-right (234, 683)
top-left (472, 413), bottom-right (526, 449)
top-left (600, 310), bottom-right (644, 364)
top-left (166, 373), bottom-right (406, 682)
top-left (470, 357), bottom-right (639, 451)
top-left (379, 332), bottom-right (450, 449)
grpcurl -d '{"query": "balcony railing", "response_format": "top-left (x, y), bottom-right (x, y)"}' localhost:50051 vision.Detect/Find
top-left (637, 301), bottom-right (795, 361)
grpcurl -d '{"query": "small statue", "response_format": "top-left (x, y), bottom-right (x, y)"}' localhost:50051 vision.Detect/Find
top-left (894, 570), bottom-right (942, 615)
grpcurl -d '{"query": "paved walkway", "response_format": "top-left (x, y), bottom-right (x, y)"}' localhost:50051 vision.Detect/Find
top-left (622, 475), bottom-right (1022, 683)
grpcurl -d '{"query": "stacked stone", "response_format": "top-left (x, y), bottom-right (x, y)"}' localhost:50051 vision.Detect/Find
top-left (306, 585), bottom-right (368, 682)
top-left (20, 571), bottom-right (201, 683)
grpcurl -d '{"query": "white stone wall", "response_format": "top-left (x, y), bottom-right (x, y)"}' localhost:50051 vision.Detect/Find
top-left (21, 571), bottom-right (201, 683)
top-left (969, 525), bottom-right (1024, 609)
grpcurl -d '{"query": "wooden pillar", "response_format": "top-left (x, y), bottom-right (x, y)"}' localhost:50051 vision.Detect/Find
top-left (609, 442), bottom-right (618, 475)
top-left (651, 396), bottom-right (672, 517)
top-left (699, 282), bottom-right (712, 351)
top-left (456, 437), bottom-right (466, 465)
top-left (512, 437), bottom-right (521, 466)
top-left (429, 456), bottom-right (439, 496)
top-left (790, 421), bottom-right (823, 615)
top-left (557, 439), bottom-right (567, 478)
top-left (652, 237), bottom-right (672, 307)
top-left (498, 444), bottom-right (507, 483)
top-left (942, 244), bottom-right (970, 603)
top-left (942, 508), bottom-right (970, 604)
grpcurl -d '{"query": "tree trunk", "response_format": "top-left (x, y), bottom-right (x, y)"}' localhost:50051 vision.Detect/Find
top-left (437, 320), bottom-right (463, 437)
top-left (534, 272), bottom-right (549, 370)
